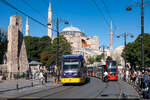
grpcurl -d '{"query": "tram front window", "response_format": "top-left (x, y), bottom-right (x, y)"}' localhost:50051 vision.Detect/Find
top-left (109, 68), bottom-right (116, 75)
top-left (107, 61), bottom-right (116, 69)
top-left (63, 61), bottom-right (79, 73)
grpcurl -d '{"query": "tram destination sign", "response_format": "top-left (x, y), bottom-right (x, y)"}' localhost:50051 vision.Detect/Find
top-left (64, 62), bottom-right (79, 65)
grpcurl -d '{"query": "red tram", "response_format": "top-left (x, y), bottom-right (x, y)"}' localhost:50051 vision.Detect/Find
top-left (105, 60), bottom-right (118, 81)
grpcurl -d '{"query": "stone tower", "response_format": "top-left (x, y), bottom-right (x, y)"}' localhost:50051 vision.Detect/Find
top-left (7, 15), bottom-right (29, 79)
top-left (48, 2), bottom-right (52, 38)
top-left (110, 21), bottom-right (113, 57)
top-left (26, 17), bottom-right (29, 36)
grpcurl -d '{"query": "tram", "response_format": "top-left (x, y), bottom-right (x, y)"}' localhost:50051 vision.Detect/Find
top-left (87, 62), bottom-right (104, 78)
top-left (61, 55), bottom-right (87, 84)
top-left (105, 60), bottom-right (118, 81)
top-left (87, 66), bottom-right (94, 77)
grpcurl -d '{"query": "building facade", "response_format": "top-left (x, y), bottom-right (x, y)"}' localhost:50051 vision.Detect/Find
top-left (60, 25), bottom-right (101, 62)
top-left (112, 45), bottom-right (125, 66)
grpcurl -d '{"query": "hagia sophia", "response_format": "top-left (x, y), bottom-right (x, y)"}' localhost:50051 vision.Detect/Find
top-left (60, 25), bottom-right (101, 61)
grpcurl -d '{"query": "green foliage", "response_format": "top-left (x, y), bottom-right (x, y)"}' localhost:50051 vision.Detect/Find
top-left (87, 53), bottom-right (104, 64)
top-left (44, 35), bottom-right (72, 66)
top-left (24, 36), bottom-right (41, 62)
top-left (24, 35), bottom-right (72, 67)
top-left (0, 28), bottom-right (7, 64)
top-left (106, 56), bottom-right (112, 61)
top-left (122, 33), bottom-right (150, 68)
top-left (87, 57), bottom-right (95, 64)
top-left (95, 53), bottom-right (104, 62)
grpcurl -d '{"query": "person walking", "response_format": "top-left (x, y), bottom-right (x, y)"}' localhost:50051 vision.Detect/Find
top-left (126, 70), bottom-right (129, 82)
top-left (39, 70), bottom-right (44, 84)
top-left (144, 71), bottom-right (149, 89)
top-left (143, 71), bottom-right (149, 99)
top-left (43, 69), bottom-right (48, 83)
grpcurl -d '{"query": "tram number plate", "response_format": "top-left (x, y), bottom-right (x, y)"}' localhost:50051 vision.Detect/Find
top-left (69, 78), bottom-right (72, 81)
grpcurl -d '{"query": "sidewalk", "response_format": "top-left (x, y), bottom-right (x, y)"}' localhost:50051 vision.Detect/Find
top-left (0, 77), bottom-right (59, 93)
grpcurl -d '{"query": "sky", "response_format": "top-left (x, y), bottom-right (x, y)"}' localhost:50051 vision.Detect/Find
top-left (0, 0), bottom-right (150, 49)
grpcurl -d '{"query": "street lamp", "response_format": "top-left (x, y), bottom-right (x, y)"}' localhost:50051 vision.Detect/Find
top-left (55, 18), bottom-right (69, 82)
top-left (126, 0), bottom-right (150, 70)
top-left (117, 33), bottom-right (133, 69)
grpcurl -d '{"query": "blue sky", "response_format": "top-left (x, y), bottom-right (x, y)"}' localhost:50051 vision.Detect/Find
top-left (0, 0), bottom-right (150, 49)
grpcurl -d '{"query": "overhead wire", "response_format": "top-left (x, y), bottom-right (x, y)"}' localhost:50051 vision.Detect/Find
top-left (0, 0), bottom-right (57, 32)
top-left (21, 0), bottom-right (48, 21)
top-left (91, 0), bottom-right (110, 28)
top-left (101, 0), bottom-right (117, 34)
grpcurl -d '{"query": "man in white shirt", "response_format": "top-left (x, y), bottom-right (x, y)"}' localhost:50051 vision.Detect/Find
top-left (104, 71), bottom-right (108, 77)
top-left (126, 70), bottom-right (129, 82)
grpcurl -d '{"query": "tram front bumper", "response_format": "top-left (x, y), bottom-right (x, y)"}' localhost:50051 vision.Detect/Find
top-left (61, 78), bottom-right (84, 83)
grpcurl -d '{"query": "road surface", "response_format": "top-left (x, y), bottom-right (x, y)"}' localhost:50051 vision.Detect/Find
top-left (0, 77), bottom-right (140, 99)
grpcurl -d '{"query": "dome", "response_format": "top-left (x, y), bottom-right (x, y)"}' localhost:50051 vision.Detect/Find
top-left (61, 25), bottom-right (81, 32)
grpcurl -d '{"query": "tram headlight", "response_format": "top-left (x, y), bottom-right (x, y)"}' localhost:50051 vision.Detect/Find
top-left (72, 73), bottom-right (78, 76)
top-left (63, 73), bottom-right (66, 76)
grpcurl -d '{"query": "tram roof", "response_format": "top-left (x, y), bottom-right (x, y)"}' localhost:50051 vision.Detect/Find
top-left (87, 62), bottom-right (105, 67)
top-left (62, 55), bottom-right (83, 60)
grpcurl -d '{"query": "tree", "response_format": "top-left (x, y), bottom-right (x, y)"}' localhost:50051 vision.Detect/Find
top-left (122, 33), bottom-right (150, 68)
top-left (87, 57), bottom-right (95, 64)
top-left (0, 28), bottom-right (7, 64)
top-left (40, 35), bottom-right (72, 67)
top-left (95, 53), bottom-right (104, 62)
top-left (39, 36), bottom-right (52, 53)
top-left (24, 36), bottom-right (41, 62)
top-left (106, 56), bottom-right (112, 61)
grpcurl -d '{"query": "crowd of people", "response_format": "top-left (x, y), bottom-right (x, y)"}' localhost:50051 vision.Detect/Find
top-left (119, 67), bottom-right (150, 99)
top-left (31, 69), bottom-right (48, 84)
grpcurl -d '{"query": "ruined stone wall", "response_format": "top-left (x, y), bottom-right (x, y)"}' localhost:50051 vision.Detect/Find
top-left (7, 15), bottom-right (29, 79)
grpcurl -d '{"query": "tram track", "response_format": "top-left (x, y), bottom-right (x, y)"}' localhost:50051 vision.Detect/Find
top-left (93, 82), bottom-right (109, 98)
top-left (93, 79), bottom-right (123, 98)
top-left (17, 84), bottom-right (84, 98)
top-left (15, 84), bottom-right (63, 98)
top-left (40, 85), bottom-right (77, 98)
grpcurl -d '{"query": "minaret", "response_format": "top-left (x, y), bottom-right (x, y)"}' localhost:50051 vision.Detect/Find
top-left (110, 21), bottom-right (113, 57)
top-left (48, 1), bottom-right (52, 38)
top-left (26, 17), bottom-right (29, 36)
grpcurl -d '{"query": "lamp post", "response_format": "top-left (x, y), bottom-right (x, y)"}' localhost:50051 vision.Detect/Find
top-left (117, 33), bottom-right (133, 69)
top-left (126, 0), bottom-right (150, 70)
top-left (48, 18), bottom-right (68, 82)
top-left (55, 18), bottom-right (68, 82)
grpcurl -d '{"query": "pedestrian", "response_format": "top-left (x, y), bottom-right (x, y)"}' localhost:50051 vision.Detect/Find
top-left (43, 69), bottom-right (48, 83)
top-left (126, 70), bottom-right (129, 82)
top-left (26, 69), bottom-right (30, 80)
top-left (39, 70), bottom-right (44, 84)
top-left (35, 71), bottom-right (39, 80)
top-left (143, 70), bottom-right (149, 98)
top-left (121, 69), bottom-right (124, 80)
top-left (144, 71), bottom-right (149, 89)
top-left (32, 69), bottom-right (36, 80)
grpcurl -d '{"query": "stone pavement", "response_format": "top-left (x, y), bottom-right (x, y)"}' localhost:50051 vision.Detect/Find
top-left (0, 77), bottom-right (60, 94)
